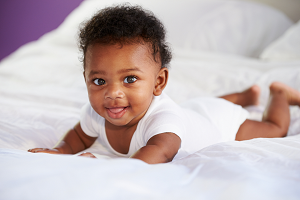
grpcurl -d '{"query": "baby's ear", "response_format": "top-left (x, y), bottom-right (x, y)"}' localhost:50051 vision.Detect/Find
top-left (83, 71), bottom-right (86, 82)
top-left (153, 68), bottom-right (168, 96)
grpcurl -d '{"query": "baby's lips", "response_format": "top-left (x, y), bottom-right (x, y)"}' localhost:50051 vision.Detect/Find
top-left (107, 107), bottom-right (127, 114)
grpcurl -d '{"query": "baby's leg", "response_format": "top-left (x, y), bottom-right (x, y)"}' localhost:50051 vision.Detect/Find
top-left (236, 82), bottom-right (300, 140)
top-left (220, 85), bottom-right (260, 107)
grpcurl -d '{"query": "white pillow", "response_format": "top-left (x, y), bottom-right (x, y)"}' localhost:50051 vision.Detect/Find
top-left (42, 0), bottom-right (293, 58)
top-left (260, 20), bottom-right (300, 61)
top-left (157, 0), bottom-right (293, 58)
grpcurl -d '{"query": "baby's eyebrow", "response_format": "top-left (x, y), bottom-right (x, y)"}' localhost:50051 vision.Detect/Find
top-left (88, 70), bottom-right (106, 76)
top-left (88, 67), bottom-right (143, 77)
top-left (117, 67), bottom-right (143, 74)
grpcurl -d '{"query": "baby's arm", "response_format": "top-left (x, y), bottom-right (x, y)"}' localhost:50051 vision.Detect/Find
top-left (28, 122), bottom-right (97, 154)
top-left (130, 132), bottom-right (181, 164)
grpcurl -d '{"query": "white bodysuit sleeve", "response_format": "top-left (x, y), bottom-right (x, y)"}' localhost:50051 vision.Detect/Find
top-left (80, 103), bottom-right (101, 137)
top-left (140, 111), bottom-right (185, 145)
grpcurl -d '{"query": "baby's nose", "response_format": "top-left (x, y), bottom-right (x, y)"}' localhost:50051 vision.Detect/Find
top-left (105, 84), bottom-right (125, 99)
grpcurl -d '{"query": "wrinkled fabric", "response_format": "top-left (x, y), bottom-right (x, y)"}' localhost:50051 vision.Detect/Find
top-left (0, 0), bottom-right (300, 199)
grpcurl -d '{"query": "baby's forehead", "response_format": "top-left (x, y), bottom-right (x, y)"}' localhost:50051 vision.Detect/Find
top-left (85, 42), bottom-right (161, 68)
top-left (85, 42), bottom-right (161, 70)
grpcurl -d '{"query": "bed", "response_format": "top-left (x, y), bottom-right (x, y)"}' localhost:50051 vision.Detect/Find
top-left (1, 0), bottom-right (300, 199)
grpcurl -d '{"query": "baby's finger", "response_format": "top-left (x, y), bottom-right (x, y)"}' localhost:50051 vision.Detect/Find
top-left (79, 152), bottom-right (96, 158)
top-left (28, 148), bottom-right (61, 154)
top-left (28, 148), bottom-right (49, 153)
top-left (42, 149), bottom-right (60, 154)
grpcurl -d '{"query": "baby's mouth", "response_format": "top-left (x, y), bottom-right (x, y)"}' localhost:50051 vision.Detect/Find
top-left (108, 107), bottom-right (126, 113)
top-left (106, 106), bottom-right (128, 119)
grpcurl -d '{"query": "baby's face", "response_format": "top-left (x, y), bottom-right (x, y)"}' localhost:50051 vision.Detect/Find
top-left (84, 43), bottom-right (164, 127)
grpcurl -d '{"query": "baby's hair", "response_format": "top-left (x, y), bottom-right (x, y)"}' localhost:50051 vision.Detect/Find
top-left (78, 4), bottom-right (172, 69)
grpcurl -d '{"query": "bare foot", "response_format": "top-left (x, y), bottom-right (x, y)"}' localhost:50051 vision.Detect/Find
top-left (220, 85), bottom-right (260, 107)
top-left (270, 82), bottom-right (300, 106)
top-left (240, 85), bottom-right (260, 106)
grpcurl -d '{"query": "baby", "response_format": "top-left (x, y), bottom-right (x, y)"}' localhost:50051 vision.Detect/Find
top-left (29, 4), bottom-right (300, 164)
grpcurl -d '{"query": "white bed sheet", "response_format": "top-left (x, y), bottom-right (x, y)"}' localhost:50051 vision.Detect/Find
top-left (1, 0), bottom-right (300, 199)
top-left (1, 135), bottom-right (300, 200)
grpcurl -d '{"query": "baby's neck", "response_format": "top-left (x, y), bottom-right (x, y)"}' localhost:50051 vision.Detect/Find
top-left (105, 120), bottom-right (138, 154)
top-left (105, 119), bottom-right (138, 132)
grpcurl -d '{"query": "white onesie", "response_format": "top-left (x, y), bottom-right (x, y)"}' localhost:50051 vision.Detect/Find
top-left (80, 92), bottom-right (248, 160)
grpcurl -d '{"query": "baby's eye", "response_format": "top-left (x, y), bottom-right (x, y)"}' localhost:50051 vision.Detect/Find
top-left (124, 76), bottom-right (137, 84)
top-left (93, 78), bottom-right (105, 86)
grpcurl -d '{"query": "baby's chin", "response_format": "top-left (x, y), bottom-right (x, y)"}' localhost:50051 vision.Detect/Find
top-left (105, 118), bottom-right (133, 127)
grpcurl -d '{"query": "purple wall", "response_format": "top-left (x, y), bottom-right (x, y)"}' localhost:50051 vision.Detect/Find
top-left (0, 0), bottom-right (84, 61)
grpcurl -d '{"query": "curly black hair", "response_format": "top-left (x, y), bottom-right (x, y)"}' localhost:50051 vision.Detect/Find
top-left (78, 4), bottom-right (172, 69)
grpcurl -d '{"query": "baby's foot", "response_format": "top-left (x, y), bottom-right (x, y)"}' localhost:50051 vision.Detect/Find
top-left (241, 85), bottom-right (260, 106)
top-left (270, 82), bottom-right (300, 106)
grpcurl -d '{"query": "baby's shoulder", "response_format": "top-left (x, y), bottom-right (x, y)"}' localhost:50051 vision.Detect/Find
top-left (136, 94), bottom-right (186, 143)
top-left (148, 93), bottom-right (182, 115)
top-left (141, 93), bottom-right (184, 127)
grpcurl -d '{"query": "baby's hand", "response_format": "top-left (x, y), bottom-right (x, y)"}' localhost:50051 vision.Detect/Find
top-left (28, 148), bottom-right (61, 154)
top-left (78, 152), bottom-right (97, 158)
